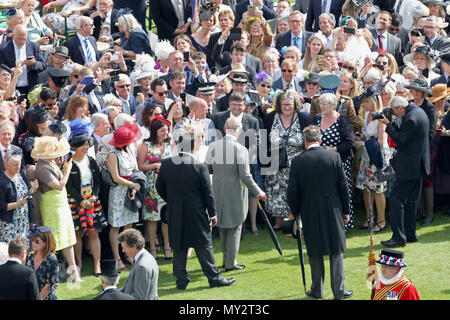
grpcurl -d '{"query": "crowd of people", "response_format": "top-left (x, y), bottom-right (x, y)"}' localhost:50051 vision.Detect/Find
top-left (0, 0), bottom-right (449, 300)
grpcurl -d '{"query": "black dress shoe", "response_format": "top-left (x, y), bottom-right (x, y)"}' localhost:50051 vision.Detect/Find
top-left (335, 290), bottom-right (353, 300)
top-left (209, 277), bottom-right (236, 288)
top-left (421, 217), bottom-right (433, 226)
top-left (305, 290), bottom-right (321, 299)
top-left (224, 264), bottom-right (245, 272)
top-left (381, 239), bottom-right (406, 248)
top-left (406, 237), bottom-right (418, 243)
top-left (177, 282), bottom-right (189, 290)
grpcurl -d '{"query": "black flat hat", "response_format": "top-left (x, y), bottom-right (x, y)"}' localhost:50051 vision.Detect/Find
top-left (99, 259), bottom-right (121, 276)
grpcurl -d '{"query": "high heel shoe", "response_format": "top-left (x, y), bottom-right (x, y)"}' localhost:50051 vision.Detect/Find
top-left (374, 220), bottom-right (387, 233)
top-left (164, 248), bottom-right (172, 260)
top-left (118, 260), bottom-right (127, 271)
top-left (150, 249), bottom-right (158, 260)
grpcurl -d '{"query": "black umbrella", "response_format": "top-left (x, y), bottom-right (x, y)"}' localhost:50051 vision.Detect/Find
top-left (257, 200), bottom-right (285, 261)
top-left (295, 217), bottom-right (307, 294)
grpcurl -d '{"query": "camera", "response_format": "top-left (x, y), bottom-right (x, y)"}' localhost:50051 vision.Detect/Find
top-left (410, 29), bottom-right (423, 37)
top-left (372, 108), bottom-right (394, 122)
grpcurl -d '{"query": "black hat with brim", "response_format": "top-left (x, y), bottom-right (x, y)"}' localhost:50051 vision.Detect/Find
top-left (48, 68), bottom-right (70, 88)
top-left (0, 64), bottom-right (13, 75)
top-left (230, 73), bottom-right (249, 83)
top-left (48, 120), bottom-right (68, 135)
top-left (28, 224), bottom-right (53, 238)
top-left (31, 107), bottom-right (52, 124)
top-left (423, 0), bottom-right (445, 6)
top-left (440, 52), bottom-right (450, 64)
top-left (99, 259), bottom-right (121, 276)
top-left (69, 132), bottom-right (94, 148)
top-left (405, 78), bottom-right (432, 96)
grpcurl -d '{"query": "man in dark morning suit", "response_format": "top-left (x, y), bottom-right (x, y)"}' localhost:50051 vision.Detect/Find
top-left (213, 92), bottom-right (260, 151)
top-left (370, 11), bottom-right (403, 66)
top-left (113, 0), bottom-right (147, 32)
top-left (155, 127), bottom-right (236, 290)
top-left (92, 260), bottom-right (135, 300)
top-left (0, 25), bottom-right (47, 95)
top-left (294, 0), bottom-right (309, 13)
top-left (379, 96), bottom-right (430, 248)
top-left (64, 16), bottom-right (100, 66)
top-left (287, 125), bottom-right (352, 300)
top-left (234, 0), bottom-right (276, 26)
top-left (213, 31), bottom-right (262, 73)
top-left (431, 52), bottom-right (450, 87)
top-left (207, 9), bottom-right (235, 71)
top-left (87, 0), bottom-right (120, 41)
top-left (305, 0), bottom-right (345, 32)
top-left (0, 120), bottom-right (25, 175)
top-left (149, 0), bottom-right (192, 42)
top-left (0, 237), bottom-right (40, 300)
top-left (275, 11), bottom-right (313, 56)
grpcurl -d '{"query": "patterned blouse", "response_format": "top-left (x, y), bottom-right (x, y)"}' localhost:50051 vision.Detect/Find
top-left (26, 253), bottom-right (59, 300)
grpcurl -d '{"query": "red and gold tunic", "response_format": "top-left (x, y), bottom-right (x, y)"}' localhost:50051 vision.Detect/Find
top-left (371, 276), bottom-right (420, 300)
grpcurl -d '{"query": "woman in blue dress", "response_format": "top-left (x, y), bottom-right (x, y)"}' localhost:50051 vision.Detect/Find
top-left (114, 13), bottom-right (152, 69)
top-left (188, 6), bottom-right (217, 54)
top-left (26, 225), bottom-right (59, 300)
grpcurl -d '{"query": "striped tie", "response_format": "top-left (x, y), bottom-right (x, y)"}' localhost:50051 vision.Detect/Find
top-left (84, 38), bottom-right (93, 62)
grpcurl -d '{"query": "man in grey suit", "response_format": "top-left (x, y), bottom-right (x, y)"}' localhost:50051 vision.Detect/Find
top-left (370, 11), bottom-right (403, 65)
top-left (206, 117), bottom-right (266, 272)
top-left (118, 229), bottom-right (159, 300)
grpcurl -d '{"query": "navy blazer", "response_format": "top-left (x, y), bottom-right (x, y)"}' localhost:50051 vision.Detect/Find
top-left (430, 73), bottom-right (448, 87)
top-left (234, 0), bottom-right (276, 27)
top-left (88, 8), bottom-right (121, 40)
top-left (0, 171), bottom-right (32, 224)
top-left (0, 40), bottom-right (47, 90)
top-left (160, 71), bottom-right (203, 96)
top-left (149, 0), bottom-right (191, 41)
top-left (305, 0), bottom-right (345, 32)
top-left (64, 34), bottom-right (100, 66)
top-left (275, 30), bottom-right (313, 56)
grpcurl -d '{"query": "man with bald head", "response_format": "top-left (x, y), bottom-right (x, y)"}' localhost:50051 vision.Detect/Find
top-left (0, 24), bottom-right (47, 94)
top-left (64, 15), bottom-right (99, 65)
top-left (206, 117), bottom-right (266, 272)
top-left (174, 98), bottom-right (217, 146)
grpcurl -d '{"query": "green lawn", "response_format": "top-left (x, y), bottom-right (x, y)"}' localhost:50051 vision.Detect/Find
top-left (57, 205), bottom-right (450, 300)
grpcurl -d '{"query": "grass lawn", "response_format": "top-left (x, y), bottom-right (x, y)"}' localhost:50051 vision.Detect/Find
top-left (56, 204), bottom-right (450, 300)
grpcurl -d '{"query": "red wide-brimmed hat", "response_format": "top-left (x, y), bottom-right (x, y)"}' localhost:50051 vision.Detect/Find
top-left (109, 123), bottom-right (142, 148)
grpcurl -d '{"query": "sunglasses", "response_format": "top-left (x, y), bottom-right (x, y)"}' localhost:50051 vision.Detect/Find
top-left (156, 91), bottom-right (169, 96)
top-left (282, 69), bottom-right (294, 73)
top-left (72, 74), bottom-right (79, 78)
top-left (260, 84), bottom-right (272, 89)
top-left (117, 84), bottom-right (131, 89)
top-left (32, 238), bottom-right (42, 244)
top-left (343, 65), bottom-right (355, 71)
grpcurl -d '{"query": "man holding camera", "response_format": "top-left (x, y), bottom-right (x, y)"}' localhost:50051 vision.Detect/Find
top-left (379, 96), bottom-right (430, 248)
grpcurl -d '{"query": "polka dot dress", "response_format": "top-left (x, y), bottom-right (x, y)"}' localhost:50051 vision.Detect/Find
top-left (317, 116), bottom-right (354, 230)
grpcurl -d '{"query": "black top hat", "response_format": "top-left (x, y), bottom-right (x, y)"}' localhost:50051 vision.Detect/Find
top-left (405, 78), bottom-right (432, 96)
top-left (0, 64), bottom-right (13, 75)
top-left (53, 46), bottom-right (70, 58)
top-left (99, 259), bottom-right (121, 276)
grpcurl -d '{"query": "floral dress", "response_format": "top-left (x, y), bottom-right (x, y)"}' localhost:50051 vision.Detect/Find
top-left (42, 0), bottom-right (90, 34)
top-left (265, 113), bottom-right (304, 218)
top-left (26, 253), bottom-right (59, 300)
top-left (142, 141), bottom-right (172, 221)
top-left (108, 151), bottom-right (139, 227)
top-left (317, 115), bottom-right (354, 230)
top-left (0, 175), bottom-right (29, 244)
top-left (356, 113), bottom-right (390, 193)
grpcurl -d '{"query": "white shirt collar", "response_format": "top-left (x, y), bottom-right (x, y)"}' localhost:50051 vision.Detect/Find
top-left (0, 143), bottom-right (10, 153)
top-left (8, 257), bottom-right (22, 264)
top-left (225, 134), bottom-right (237, 140)
top-left (307, 143), bottom-right (321, 150)
top-left (229, 111), bottom-right (243, 122)
top-left (133, 249), bottom-right (145, 262)
top-left (13, 40), bottom-right (25, 51)
top-left (291, 30), bottom-right (303, 39)
top-left (103, 285), bottom-right (117, 291)
top-left (77, 32), bottom-right (88, 42)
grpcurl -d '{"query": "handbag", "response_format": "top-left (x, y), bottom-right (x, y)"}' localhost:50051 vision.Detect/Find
top-left (101, 151), bottom-right (119, 188)
top-left (364, 138), bottom-right (383, 170)
top-left (278, 113), bottom-right (295, 170)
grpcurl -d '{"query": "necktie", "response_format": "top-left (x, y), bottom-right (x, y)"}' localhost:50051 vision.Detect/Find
top-left (286, 83), bottom-right (292, 90)
top-left (378, 34), bottom-right (384, 50)
top-left (123, 99), bottom-right (131, 115)
top-left (84, 38), bottom-right (93, 62)
top-left (293, 36), bottom-right (301, 50)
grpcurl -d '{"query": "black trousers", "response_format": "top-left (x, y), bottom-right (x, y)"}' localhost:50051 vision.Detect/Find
top-left (389, 177), bottom-right (423, 243)
top-left (173, 245), bottom-right (223, 287)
